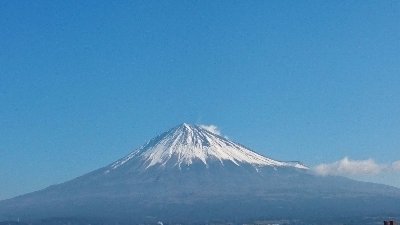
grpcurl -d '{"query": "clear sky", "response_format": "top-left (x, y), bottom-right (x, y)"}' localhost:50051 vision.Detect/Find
top-left (1, 1), bottom-right (400, 200)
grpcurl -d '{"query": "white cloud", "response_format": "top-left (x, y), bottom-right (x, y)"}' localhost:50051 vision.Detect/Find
top-left (314, 157), bottom-right (383, 176)
top-left (392, 160), bottom-right (400, 171)
top-left (314, 158), bottom-right (400, 188)
top-left (199, 124), bottom-right (221, 135)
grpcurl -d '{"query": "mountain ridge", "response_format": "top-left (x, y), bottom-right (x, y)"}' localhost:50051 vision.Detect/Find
top-left (106, 123), bottom-right (308, 172)
top-left (1, 123), bottom-right (399, 225)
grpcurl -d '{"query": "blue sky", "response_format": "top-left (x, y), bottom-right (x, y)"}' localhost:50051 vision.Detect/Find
top-left (1, 1), bottom-right (400, 200)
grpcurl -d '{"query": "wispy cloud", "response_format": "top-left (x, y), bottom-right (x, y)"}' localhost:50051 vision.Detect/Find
top-left (314, 157), bottom-right (383, 176)
top-left (199, 124), bottom-right (221, 135)
top-left (392, 160), bottom-right (400, 171)
top-left (314, 157), bottom-right (400, 177)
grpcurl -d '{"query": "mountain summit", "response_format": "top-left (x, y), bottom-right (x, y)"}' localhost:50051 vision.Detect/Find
top-left (108, 123), bottom-right (307, 171)
top-left (1, 124), bottom-right (400, 225)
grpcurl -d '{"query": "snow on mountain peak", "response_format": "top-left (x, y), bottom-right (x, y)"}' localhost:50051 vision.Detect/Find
top-left (109, 123), bottom-right (308, 170)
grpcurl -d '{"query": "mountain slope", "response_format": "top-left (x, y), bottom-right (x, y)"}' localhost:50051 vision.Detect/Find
top-left (107, 123), bottom-right (307, 171)
top-left (1, 124), bottom-right (399, 225)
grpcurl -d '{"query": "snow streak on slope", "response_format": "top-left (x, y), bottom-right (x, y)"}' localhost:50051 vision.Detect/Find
top-left (110, 123), bottom-right (308, 170)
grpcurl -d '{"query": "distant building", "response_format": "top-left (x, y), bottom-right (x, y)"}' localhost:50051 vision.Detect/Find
top-left (384, 221), bottom-right (397, 225)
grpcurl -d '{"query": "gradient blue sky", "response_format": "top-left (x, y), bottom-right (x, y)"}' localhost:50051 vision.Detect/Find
top-left (1, 1), bottom-right (400, 200)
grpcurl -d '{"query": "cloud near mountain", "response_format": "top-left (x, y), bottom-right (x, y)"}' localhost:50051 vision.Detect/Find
top-left (199, 124), bottom-right (222, 135)
top-left (393, 160), bottom-right (400, 171)
top-left (314, 157), bottom-right (400, 176)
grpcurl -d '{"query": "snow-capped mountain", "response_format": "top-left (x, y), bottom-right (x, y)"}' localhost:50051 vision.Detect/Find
top-left (1, 123), bottom-right (400, 225)
top-left (108, 123), bottom-right (307, 171)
